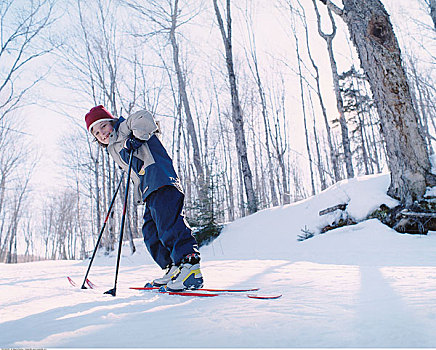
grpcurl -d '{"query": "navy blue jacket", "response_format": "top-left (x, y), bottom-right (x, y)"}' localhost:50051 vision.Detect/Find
top-left (107, 111), bottom-right (180, 204)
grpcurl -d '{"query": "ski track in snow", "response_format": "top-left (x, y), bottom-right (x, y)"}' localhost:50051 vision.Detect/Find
top-left (1, 174), bottom-right (436, 347)
top-left (2, 258), bottom-right (436, 347)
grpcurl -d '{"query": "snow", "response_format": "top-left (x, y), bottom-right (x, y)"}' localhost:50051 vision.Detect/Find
top-left (426, 186), bottom-right (436, 198)
top-left (202, 173), bottom-right (399, 261)
top-left (2, 173), bottom-right (436, 348)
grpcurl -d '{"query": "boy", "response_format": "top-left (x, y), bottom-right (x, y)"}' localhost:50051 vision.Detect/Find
top-left (85, 105), bottom-right (203, 291)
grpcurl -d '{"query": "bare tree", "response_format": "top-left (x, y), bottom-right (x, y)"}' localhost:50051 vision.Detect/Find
top-left (55, 0), bottom-right (135, 253)
top-left (121, 0), bottom-right (207, 203)
top-left (321, 0), bottom-right (436, 205)
top-left (0, 155), bottom-right (34, 263)
top-left (168, 0), bottom-right (205, 196)
top-left (308, 90), bottom-right (328, 190)
top-left (213, 75), bottom-right (235, 221)
top-left (312, 0), bottom-right (354, 179)
top-left (212, 0), bottom-right (257, 214)
top-left (267, 76), bottom-right (291, 205)
top-left (0, 0), bottom-right (52, 261)
top-left (0, 0), bottom-right (56, 120)
top-left (297, 0), bottom-right (340, 183)
top-left (243, 5), bottom-right (279, 207)
top-left (291, 10), bottom-right (316, 196)
top-left (407, 55), bottom-right (435, 155)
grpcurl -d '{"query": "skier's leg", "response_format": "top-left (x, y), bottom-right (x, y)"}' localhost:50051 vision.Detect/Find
top-left (146, 185), bottom-right (199, 266)
top-left (142, 204), bottom-right (172, 269)
top-left (146, 185), bottom-right (203, 291)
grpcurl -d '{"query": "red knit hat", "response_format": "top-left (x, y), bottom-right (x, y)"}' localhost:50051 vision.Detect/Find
top-left (85, 105), bottom-right (115, 132)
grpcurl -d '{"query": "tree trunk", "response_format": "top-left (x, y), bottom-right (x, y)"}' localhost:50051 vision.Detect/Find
top-left (244, 15), bottom-right (279, 207)
top-left (429, 0), bottom-right (436, 30)
top-left (301, 4), bottom-right (341, 183)
top-left (409, 58), bottom-right (434, 155)
top-left (213, 0), bottom-right (257, 215)
top-left (216, 96), bottom-right (235, 221)
top-left (276, 90), bottom-right (291, 205)
top-left (91, 144), bottom-right (102, 248)
top-left (313, 0), bottom-right (354, 179)
top-left (309, 91), bottom-right (327, 190)
top-left (337, 0), bottom-right (436, 205)
top-left (357, 112), bottom-right (370, 175)
top-left (236, 153), bottom-right (246, 217)
top-left (253, 57), bottom-right (279, 207)
top-left (294, 18), bottom-right (316, 196)
top-left (169, 0), bottom-right (205, 197)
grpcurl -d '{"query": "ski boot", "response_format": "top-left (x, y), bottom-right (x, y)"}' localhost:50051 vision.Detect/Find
top-left (148, 264), bottom-right (180, 287)
top-left (165, 253), bottom-right (203, 291)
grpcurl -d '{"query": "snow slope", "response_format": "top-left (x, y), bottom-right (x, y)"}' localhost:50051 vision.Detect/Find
top-left (1, 173), bottom-right (436, 348)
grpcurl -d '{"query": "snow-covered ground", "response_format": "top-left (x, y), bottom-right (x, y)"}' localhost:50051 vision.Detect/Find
top-left (2, 173), bottom-right (436, 348)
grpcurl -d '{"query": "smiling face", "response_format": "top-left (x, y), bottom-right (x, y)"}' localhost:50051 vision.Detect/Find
top-left (91, 120), bottom-right (114, 145)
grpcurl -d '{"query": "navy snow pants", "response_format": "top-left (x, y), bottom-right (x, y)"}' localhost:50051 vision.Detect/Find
top-left (142, 185), bottom-right (199, 269)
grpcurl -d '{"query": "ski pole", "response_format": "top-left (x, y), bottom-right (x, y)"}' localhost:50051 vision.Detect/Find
top-left (104, 150), bottom-right (134, 296)
top-left (81, 172), bottom-right (125, 289)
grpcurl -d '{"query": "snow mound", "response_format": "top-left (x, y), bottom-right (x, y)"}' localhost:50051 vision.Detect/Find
top-left (201, 173), bottom-right (436, 266)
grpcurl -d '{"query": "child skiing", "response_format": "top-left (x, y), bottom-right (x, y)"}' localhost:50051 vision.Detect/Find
top-left (85, 105), bottom-right (203, 291)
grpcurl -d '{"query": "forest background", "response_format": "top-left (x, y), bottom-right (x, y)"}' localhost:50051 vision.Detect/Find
top-left (1, 0), bottom-right (435, 262)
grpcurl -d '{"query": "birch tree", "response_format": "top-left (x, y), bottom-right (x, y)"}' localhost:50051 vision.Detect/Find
top-left (212, 0), bottom-right (257, 214)
top-left (243, 5), bottom-right (279, 207)
top-left (0, 0), bottom-right (55, 120)
top-left (298, 0), bottom-right (340, 183)
top-left (312, 0), bottom-right (354, 179)
top-left (321, 0), bottom-right (436, 205)
top-left (168, 0), bottom-right (205, 197)
top-left (292, 11), bottom-right (316, 196)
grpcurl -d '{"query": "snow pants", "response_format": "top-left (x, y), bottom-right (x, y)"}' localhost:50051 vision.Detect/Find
top-left (142, 185), bottom-right (199, 269)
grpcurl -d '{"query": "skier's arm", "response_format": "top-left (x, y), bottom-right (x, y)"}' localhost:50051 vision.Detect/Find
top-left (126, 110), bottom-right (159, 141)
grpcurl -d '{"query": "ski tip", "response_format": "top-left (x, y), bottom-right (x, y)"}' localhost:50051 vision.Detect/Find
top-left (67, 276), bottom-right (77, 287)
top-left (86, 279), bottom-right (96, 289)
top-left (247, 294), bottom-right (282, 300)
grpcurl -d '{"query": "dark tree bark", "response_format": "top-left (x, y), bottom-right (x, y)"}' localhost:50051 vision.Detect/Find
top-left (428, 0), bottom-right (436, 30)
top-left (322, 0), bottom-right (436, 205)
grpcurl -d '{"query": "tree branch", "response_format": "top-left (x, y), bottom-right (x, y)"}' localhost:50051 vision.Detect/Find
top-left (319, 0), bottom-right (344, 17)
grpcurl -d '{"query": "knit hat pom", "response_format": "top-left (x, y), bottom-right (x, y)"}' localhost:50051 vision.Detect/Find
top-left (85, 105), bottom-right (115, 132)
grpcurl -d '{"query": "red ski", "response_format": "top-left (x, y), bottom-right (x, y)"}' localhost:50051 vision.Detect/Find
top-left (246, 294), bottom-right (282, 300)
top-left (159, 290), bottom-right (282, 299)
top-left (130, 286), bottom-right (260, 293)
top-left (166, 291), bottom-right (219, 297)
top-left (131, 286), bottom-right (282, 299)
